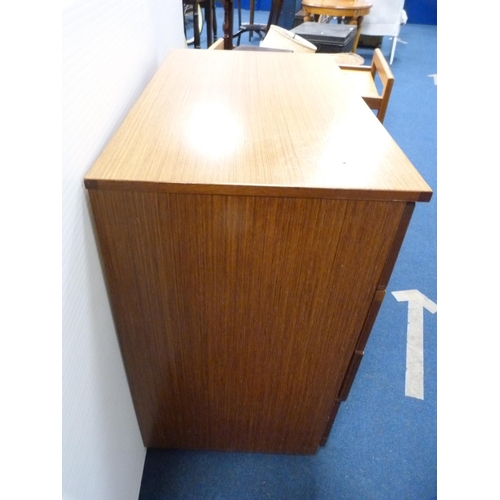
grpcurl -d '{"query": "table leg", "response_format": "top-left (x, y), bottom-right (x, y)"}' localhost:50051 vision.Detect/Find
top-left (222, 0), bottom-right (234, 49)
top-left (303, 9), bottom-right (312, 21)
top-left (352, 15), bottom-right (364, 52)
top-left (249, 0), bottom-right (255, 41)
top-left (212, 0), bottom-right (218, 41)
top-left (193, 3), bottom-right (201, 49)
top-left (205, 0), bottom-right (213, 47)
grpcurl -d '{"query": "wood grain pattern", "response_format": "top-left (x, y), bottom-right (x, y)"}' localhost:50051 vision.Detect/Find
top-left (377, 202), bottom-right (415, 288)
top-left (84, 50), bottom-right (432, 202)
top-left (301, 0), bottom-right (371, 11)
top-left (88, 189), bottom-right (408, 454)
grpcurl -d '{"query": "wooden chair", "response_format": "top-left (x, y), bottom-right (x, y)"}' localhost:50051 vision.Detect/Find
top-left (338, 48), bottom-right (394, 123)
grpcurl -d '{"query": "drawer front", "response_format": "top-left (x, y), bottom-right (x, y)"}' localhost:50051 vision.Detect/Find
top-left (355, 289), bottom-right (386, 352)
top-left (338, 350), bottom-right (364, 402)
top-left (320, 397), bottom-right (341, 447)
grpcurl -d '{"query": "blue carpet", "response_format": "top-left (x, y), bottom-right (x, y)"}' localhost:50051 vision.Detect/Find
top-left (139, 20), bottom-right (437, 500)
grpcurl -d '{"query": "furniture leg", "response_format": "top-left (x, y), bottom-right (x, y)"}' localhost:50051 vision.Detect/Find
top-left (212, 0), bottom-right (218, 40)
top-left (352, 15), bottom-right (363, 52)
top-left (390, 35), bottom-right (397, 64)
top-left (249, 0), bottom-right (255, 41)
top-left (193, 1), bottom-right (201, 48)
top-left (205, 0), bottom-right (213, 47)
top-left (222, 0), bottom-right (234, 49)
top-left (236, 0), bottom-right (242, 45)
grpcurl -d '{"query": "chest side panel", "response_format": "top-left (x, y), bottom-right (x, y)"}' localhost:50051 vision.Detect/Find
top-left (88, 189), bottom-right (405, 454)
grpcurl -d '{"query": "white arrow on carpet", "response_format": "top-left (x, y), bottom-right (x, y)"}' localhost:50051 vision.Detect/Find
top-left (392, 290), bottom-right (437, 400)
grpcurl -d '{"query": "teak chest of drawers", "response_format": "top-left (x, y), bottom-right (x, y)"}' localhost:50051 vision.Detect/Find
top-left (85, 49), bottom-right (432, 455)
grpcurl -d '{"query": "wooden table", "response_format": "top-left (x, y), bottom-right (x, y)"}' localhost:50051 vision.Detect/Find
top-left (85, 49), bottom-right (432, 455)
top-left (301, 0), bottom-right (372, 52)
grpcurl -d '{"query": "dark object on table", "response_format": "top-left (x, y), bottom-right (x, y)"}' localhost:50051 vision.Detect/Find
top-left (291, 22), bottom-right (356, 53)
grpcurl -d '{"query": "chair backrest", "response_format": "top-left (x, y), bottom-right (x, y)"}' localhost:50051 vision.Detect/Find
top-left (371, 48), bottom-right (394, 122)
top-left (338, 48), bottom-right (394, 123)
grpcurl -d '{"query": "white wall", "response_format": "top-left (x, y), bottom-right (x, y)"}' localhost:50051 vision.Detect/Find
top-left (62, 1), bottom-right (185, 498)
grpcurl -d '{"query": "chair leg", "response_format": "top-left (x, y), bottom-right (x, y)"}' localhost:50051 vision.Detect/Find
top-left (212, 0), bottom-right (218, 39)
top-left (249, 0), bottom-right (255, 41)
top-left (237, 0), bottom-right (242, 45)
top-left (193, 3), bottom-right (201, 49)
top-left (205, 2), bottom-right (213, 47)
top-left (389, 36), bottom-right (397, 65)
